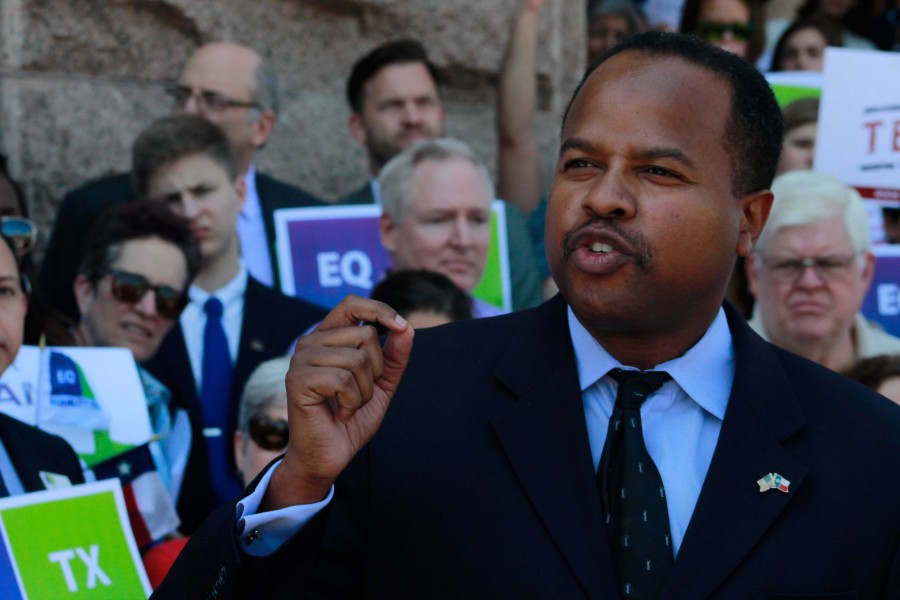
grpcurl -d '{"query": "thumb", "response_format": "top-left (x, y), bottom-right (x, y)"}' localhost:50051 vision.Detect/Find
top-left (377, 325), bottom-right (414, 396)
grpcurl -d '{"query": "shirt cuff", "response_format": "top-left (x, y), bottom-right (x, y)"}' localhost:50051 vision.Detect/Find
top-left (234, 458), bottom-right (334, 557)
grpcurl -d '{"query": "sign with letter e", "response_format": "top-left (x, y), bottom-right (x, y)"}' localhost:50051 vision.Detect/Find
top-left (274, 203), bottom-right (511, 311)
top-left (0, 479), bottom-right (150, 598)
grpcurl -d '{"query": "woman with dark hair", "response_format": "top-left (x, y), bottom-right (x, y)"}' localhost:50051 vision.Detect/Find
top-left (370, 269), bottom-right (472, 332)
top-left (770, 17), bottom-right (841, 71)
top-left (844, 354), bottom-right (900, 405)
top-left (797, 0), bottom-right (877, 49)
top-left (776, 97), bottom-right (821, 175)
top-left (679, 0), bottom-right (766, 64)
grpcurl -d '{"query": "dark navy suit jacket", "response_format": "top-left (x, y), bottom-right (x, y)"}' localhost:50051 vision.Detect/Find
top-left (156, 296), bottom-right (900, 598)
top-left (144, 277), bottom-right (327, 533)
top-left (0, 413), bottom-right (84, 495)
top-left (38, 171), bottom-right (322, 320)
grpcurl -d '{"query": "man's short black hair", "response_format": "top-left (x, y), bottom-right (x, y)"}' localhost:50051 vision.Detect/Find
top-left (132, 114), bottom-right (237, 198)
top-left (563, 31), bottom-right (783, 198)
top-left (346, 39), bottom-right (440, 113)
top-left (78, 201), bottom-right (201, 289)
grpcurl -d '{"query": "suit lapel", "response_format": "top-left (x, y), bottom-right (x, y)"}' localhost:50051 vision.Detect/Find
top-left (489, 297), bottom-right (620, 598)
top-left (663, 306), bottom-right (809, 599)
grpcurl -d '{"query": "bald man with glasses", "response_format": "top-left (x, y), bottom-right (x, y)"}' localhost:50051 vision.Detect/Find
top-left (39, 42), bottom-right (322, 321)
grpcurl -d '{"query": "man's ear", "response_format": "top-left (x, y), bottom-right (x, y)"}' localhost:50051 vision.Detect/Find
top-left (379, 213), bottom-right (397, 253)
top-left (745, 253), bottom-right (760, 300)
top-left (861, 250), bottom-right (876, 291)
top-left (736, 190), bottom-right (773, 258)
top-left (234, 174), bottom-right (247, 211)
top-left (73, 274), bottom-right (93, 318)
top-left (251, 110), bottom-right (276, 150)
top-left (348, 112), bottom-right (368, 147)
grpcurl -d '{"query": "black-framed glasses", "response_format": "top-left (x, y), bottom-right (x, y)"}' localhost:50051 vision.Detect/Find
top-left (248, 414), bottom-right (289, 451)
top-left (1, 217), bottom-right (36, 256)
top-left (759, 253), bottom-right (860, 284)
top-left (165, 84), bottom-right (262, 114)
top-left (698, 21), bottom-right (754, 42)
top-left (100, 269), bottom-right (188, 319)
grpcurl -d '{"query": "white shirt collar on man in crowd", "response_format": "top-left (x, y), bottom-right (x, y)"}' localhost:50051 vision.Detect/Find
top-left (180, 263), bottom-right (249, 393)
top-left (237, 165), bottom-right (274, 286)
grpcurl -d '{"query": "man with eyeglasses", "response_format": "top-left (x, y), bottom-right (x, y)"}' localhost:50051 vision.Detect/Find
top-left (746, 170), bottom-right (900, 372)
top-left (39, 41), bottom-right (322, 322)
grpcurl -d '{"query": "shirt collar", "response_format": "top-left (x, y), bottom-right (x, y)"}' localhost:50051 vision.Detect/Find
top-left (188, 262), bottom-right (249, 306)
top-left (568, 306), bottom-right (734, 420)
top-left (369, 178), bottom-right (381, 205)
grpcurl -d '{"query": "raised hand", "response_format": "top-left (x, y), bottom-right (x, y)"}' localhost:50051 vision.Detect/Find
top-left (263, 295), bottom-right (413, 510)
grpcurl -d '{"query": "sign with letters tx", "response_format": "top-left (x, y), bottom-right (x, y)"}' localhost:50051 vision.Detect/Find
top-left (0, 479), bottom-right (151, 598)
top-left (274, 203), bottom-right (512, 311)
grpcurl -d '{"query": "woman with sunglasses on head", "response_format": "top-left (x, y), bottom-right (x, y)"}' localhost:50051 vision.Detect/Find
top-left (679, 0), bottom-right (766, 64)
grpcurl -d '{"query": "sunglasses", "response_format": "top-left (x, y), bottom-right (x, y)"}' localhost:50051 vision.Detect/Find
top-left (248, 414), bottom-right (289, 451)
top-left (101, 269), bottom-right (188, 319)
top-left (698, 21), bottom-right (754, 42)
top-left (1, 217), bottom-right (37, 256)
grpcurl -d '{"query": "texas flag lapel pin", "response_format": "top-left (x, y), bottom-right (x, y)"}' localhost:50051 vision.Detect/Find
top-left (757, 472), bottom-right (790, 493)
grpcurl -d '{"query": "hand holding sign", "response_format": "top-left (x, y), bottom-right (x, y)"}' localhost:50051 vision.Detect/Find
top-left (263, 295), bottom-right (414, 510)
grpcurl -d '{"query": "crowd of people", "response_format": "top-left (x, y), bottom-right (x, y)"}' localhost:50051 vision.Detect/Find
top-left (0, 0), bottom-right (897, 596)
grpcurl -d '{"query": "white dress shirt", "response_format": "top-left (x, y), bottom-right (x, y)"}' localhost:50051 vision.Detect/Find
top-left (0, 438), bottom-right (24, 496)
top-left (237, 165), bottom-right (274, 286)
top-left (179, 265), bottom-right (248, 394)
top-left (570, 306), bottom-right (733, 555)
top-left (237, 304), bottom-right (736, 557)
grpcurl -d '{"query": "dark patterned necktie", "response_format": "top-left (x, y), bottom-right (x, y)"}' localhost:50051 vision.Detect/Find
top-left (598, 368), bottom-right (673, 599)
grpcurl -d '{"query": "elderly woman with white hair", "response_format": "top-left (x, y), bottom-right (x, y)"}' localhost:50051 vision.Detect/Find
top-left (233, 356), bottom-right (290, 488)
top-left (745, 170), bottom-right (900, 372)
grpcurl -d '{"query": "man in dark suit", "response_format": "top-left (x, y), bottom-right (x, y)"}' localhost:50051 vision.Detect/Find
top-left (338, 39), bottom-right (543, 312)
top-left (39, 42), bottom-right (322, 321)
top-left (134, 115), bottom-right (327, 533)
top-left (0, 236), bottom-right (83, 495)
top-left (157, 33), bottom-right (900, 598)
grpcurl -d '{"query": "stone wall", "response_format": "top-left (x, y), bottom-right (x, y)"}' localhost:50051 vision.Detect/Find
top-left (0, 0), bottom-right (585, 260)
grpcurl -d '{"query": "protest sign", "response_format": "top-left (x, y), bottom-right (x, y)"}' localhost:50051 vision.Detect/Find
top-left (765, 71), bottom-right (822, 106)
top-left (0, 347), bottom-right (151, 466)
top-left (0, 479), bottom-right (151, 599)
top-left (815, 47), bottom-right (900, 242)
top-left (861, 245), bottom-right (900, 337)
top-left (274, 203), bottom-right (511, 310)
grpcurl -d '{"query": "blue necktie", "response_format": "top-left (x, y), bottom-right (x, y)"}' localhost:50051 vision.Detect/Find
top-left (200, 297), bottom-right (242, 505)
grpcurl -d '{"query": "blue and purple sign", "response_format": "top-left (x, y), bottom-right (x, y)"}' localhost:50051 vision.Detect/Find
top-left (274, 203), bottom-right (511, 311)
top-left (861, 246), bottom-right (900, 337)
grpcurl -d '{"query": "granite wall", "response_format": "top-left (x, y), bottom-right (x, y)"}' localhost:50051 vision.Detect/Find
top-left (0, 0), bottom-right (585, 260)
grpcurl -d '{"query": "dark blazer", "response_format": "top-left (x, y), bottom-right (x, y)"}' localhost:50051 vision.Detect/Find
top-left (143, 276), bottom-right (327, 533)
top-left (157, 296), bottom-right (900, 599)
top-left (37, 171), bottom-right (322, 321)
top-left (0, 413), bottom-right (84, 495)
top-left (338, 181), bottom-right (544, 311)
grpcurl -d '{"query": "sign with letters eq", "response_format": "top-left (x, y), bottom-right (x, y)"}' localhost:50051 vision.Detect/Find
top-left (861, 245), bottom-right (900, 337)
top-left (274, 203), bottom-right (511, 310)
top-left (0, 479), bottom-right (151, 598)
